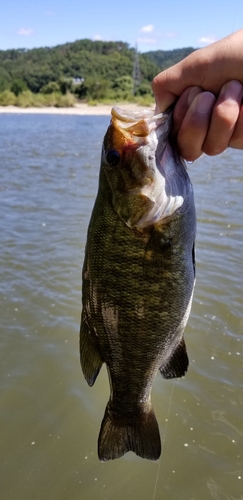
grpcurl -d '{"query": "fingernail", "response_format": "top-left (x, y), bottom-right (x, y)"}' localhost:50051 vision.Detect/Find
top-left (187, 86), bottom-right (202, 106)
top-left (193, 92), bottom-right (216, 115)
top-left (221, 80), bottom-right (243, 101)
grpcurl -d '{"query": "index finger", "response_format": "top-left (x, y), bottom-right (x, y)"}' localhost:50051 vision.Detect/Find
top-left (152, 68), bottom-right (182, 112)
top-left (152, 37), bottom-right (239, 112)
top-left (152, 56), bottom-right (203, 112)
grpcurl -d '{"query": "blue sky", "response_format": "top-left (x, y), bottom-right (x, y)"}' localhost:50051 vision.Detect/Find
top-left (0, 0), bottom-right (242, 52)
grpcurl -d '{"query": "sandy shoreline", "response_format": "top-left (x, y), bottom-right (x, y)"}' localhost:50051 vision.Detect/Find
top-left (0, 103), bottom-right (155, 116)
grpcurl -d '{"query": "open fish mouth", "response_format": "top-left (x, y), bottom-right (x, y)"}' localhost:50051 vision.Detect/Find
top-left (111, 106), bottom-right (168, 139)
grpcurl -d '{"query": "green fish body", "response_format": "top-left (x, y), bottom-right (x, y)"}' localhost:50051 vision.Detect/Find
top-left (80, 107), bottom-right (196, 461)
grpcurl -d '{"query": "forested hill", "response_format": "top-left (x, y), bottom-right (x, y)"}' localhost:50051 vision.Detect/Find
top-left (0, 39), bottom-right (195, 104)
top-left (144, 47), bottom-right (195, 69)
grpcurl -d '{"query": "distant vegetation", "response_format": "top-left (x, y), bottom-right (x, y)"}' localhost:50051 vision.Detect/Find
top-left (0, 40), bottom-right (195, 107)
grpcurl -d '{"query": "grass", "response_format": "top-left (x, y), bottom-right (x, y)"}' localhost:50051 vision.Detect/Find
top-left (0, 90), bottom-right (76, 108)
top-left (0, 90), bottom-right (154, 108)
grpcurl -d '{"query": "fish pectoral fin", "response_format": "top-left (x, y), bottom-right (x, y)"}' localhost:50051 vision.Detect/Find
top-left (80, 314), bottom-right (103, 387)
top-left (160, 338), bottom-right (189, 379)
top-left (98, 402), bottom-right (161, 462)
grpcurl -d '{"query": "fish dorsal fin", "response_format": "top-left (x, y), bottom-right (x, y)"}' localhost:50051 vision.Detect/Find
top-left (160, 338), bottom-right (189, 379)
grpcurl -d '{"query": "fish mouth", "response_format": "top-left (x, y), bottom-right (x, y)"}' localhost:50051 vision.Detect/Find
top-left (111, 106), bottom-right (168, 140)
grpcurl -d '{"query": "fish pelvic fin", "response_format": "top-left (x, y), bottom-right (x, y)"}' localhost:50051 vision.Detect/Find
top-left (80, 313), bottom-right (103, 387)
top-left (98, 402), bottom-right (161, 461)
top-left (160, 338), bottom-right (189, 379)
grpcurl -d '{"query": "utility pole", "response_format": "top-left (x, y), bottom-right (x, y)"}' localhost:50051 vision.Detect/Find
top-left (132, 43), bottom-right (141, 95)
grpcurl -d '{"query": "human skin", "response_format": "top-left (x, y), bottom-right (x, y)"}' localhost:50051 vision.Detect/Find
top-left (152, 30), bottom-right (243, 161)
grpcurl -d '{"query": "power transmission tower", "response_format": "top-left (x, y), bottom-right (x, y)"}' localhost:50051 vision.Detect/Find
top-left (132, 44), bottom-right (141, 95)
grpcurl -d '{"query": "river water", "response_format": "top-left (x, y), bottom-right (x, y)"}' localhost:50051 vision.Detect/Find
top-left (0, 113), bottom-right (242, 500)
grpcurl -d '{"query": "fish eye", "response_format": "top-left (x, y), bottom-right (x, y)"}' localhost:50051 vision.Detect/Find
top-left (105, 149), bottom-right (120, 166)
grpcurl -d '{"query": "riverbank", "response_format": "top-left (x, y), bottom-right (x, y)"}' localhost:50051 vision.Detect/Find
top-left (0, 102), bottom-right (155, 115)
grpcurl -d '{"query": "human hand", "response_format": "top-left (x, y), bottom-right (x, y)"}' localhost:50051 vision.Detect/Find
top-left (171, 81), bottom-right (243, 161)
top-left (152, 30), bottom-right (243, 160)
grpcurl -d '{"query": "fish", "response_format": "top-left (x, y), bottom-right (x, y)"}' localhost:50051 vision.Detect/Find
top-left (80, 106), bottom-right (196, 461)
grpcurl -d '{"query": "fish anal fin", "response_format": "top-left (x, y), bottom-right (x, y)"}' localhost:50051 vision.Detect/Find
top-left (160, 338), bottom-right (189, 379)
top-left (80, 314), bottom-right (103, 387)
top-left (98, 403), bottom-right (161, 461)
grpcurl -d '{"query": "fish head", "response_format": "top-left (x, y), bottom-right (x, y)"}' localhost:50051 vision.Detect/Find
top-left (101, 106), bottom-right (189, 230)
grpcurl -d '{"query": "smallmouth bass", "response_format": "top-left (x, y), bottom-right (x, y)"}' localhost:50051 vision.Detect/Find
top-left (80, 106), bottom-right (196, 461)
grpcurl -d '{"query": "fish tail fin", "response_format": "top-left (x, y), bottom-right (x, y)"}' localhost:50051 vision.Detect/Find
top-left (98, 402), bottom-right (161, 461)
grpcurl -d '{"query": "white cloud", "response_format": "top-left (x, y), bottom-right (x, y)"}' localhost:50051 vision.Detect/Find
top-left (198, 35), bottom-right (217, 45)
top-left (136, 29), bottom-right (179, 48)
top-left (141, 24), bottom-right (154, 33)
top-left (93, 34), bottom-right (104, 41)
top-left (17, 28), bottom-right (34, 36)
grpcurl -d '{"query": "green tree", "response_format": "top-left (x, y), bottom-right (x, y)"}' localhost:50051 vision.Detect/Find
top-left (10, 78), bottom-right (27, 96)
top-left (112, 76), bottom-right (133, 99)
top-left (0, 68), bottom-right (11, 92)
top-left (134, 81), bottom-right (153, 97)
top-left (40, 81), bottom-right (60, 94)
top-left (58, 77), bottom-right (73, 95)
top-left (86, 76), bottom-right (110, 100)
top-left (73, 80), bottom-right (88, 99)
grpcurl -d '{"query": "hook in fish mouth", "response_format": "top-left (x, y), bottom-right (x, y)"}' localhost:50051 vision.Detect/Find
top-left (111, 106), bottom-right (169, 138)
